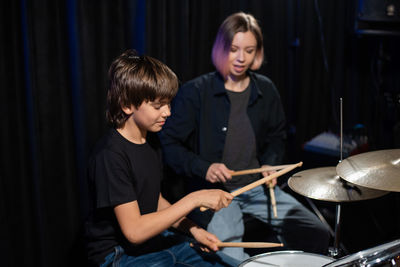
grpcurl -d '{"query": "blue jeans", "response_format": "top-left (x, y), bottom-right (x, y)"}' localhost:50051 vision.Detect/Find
top-left (100, 241), bottom-right (240, 267)
top-left (207, 186), bottom-right (330, 262)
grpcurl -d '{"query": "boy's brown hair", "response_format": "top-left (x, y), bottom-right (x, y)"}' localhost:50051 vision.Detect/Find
top-left (106, 49), bottom-right (179, 128)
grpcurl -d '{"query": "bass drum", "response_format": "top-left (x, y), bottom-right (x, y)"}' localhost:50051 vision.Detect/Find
top-left (323, 239), bottom-right (400, 267)
top-left (239, 250), bottom-right (334, 267)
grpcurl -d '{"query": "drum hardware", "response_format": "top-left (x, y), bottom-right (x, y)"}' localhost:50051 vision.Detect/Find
top-left (330, 98), bottom-right (344, 258)
top-left (289, 165), bottom-right (389, 256)
top-left (288, 167), bottom-right (389, 202)
top-left (322, 239), bottom-right (400, 267)
top-left (336, 149), bottom-right (400, 192)
top-left (289, 99), bottom-right (391, 258)
top-left (239, 240), bottom-right (400, 267)
top-left (289, 98), bottom-right (347, 257)
top-left (288, 166), bottom-right (389, 258)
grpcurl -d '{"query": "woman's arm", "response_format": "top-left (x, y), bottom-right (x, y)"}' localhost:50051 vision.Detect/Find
top-left (159, 82), bottom-right (211, 179)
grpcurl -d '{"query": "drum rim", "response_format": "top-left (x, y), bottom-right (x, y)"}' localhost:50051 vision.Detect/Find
top-left (322, 239), bottom-right (400, 267)
top-left (238, 250), bottom-right (334, 267)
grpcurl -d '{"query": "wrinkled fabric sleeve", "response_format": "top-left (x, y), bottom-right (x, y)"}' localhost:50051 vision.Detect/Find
top-left (257, 81), bottom-right (287, 166)
top-left (93, 149), bottom-right (137, 208)
top-left (159, 83), bottom-right (210, 180)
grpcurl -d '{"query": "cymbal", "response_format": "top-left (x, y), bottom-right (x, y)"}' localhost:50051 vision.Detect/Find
top-left (288, 167), bottom-right (389, 202)
top-left (336, 149), bottom-right (400, 192)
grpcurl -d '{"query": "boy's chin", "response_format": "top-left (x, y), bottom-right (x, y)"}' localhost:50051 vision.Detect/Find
top-left (149, 126), bottom-right (163, 133)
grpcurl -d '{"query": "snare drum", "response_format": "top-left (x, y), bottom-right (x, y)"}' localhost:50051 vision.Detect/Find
top-left (239, 251), bottom-right (334, 267)
top-left (323, 239), bottom-right (400, 267)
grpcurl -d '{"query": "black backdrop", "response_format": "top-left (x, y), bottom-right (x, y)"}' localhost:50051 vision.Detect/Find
top-left (1, 0), bottom-right (399, 266)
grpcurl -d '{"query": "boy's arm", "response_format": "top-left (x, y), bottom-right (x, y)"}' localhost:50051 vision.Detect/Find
top-left (114, 189), bottom-right (232, 247)
top-left (158, 195), bottom-right (221, 251)
top-left (157, 194), bottom-right (210, 233)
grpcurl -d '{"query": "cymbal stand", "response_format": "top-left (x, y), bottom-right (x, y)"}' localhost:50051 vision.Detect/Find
top-left (329, 98), bottom-right (344, 258)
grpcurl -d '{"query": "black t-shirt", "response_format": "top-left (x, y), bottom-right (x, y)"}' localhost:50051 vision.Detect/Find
top-left (223, 84), bottom-right (261, 191)
top-left (85, 129), bottom-right (165, 265)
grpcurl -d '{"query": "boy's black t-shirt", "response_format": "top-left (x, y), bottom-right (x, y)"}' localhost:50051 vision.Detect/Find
top-left (85, 129), bottom-right (166, 265)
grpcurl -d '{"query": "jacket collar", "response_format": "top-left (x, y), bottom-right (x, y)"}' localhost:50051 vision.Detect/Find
top-left (212, 71), bottom-right (263, 104)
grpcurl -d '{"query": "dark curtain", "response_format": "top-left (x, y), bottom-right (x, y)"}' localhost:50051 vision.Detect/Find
top-left (1, 0), bottom-right (134, 266)
top-left (1, 0), bottom-right (399, 266)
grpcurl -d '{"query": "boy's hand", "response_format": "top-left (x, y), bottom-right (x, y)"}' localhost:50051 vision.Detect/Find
top-left (206, 163), bottom-right (233, 183)
top-left (190, 226), bottom-right (220, 252)
top-left (191, 189), bottom-right (233, 211)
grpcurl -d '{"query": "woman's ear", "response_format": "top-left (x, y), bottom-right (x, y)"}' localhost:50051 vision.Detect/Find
top-left (122, 105), bottom-right (134, 115)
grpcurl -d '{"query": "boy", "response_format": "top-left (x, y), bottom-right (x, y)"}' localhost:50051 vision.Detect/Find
top-left (85, 49), bottom-right (237, 266)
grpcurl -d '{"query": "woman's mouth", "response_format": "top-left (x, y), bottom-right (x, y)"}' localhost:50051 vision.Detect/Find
top-left (234, 65), bottom-right (245, 73)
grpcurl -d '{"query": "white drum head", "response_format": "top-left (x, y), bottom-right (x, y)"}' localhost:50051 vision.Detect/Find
top-left (239, 251), bottom-right (334, 267)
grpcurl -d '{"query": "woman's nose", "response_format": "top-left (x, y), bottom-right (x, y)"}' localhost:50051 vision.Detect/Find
top-left (237, 50), bottom-right (245, 61)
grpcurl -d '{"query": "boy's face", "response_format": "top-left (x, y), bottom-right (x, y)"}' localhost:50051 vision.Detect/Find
top-left (131, 98), bottom-right (171, 133)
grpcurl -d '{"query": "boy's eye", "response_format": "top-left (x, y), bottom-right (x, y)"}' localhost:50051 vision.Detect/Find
top-left (153, 104), bottom-right (162, 109)
top-left (152, 102), bottom-right (170, 110)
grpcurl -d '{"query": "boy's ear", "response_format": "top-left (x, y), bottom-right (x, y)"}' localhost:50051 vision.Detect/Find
top-left (122, 105), bottom-right (135, 115)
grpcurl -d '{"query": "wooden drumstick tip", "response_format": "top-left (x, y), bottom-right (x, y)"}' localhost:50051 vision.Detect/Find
top-left (269, 184), bottom-right (278, 218)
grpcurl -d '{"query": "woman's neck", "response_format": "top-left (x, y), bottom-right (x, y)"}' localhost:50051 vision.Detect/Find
top-left (225, 74), bottom-right (250, 92)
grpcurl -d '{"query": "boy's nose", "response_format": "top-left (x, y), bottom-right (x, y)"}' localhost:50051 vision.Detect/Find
top-left (162, 107), bottom-right (171, 117)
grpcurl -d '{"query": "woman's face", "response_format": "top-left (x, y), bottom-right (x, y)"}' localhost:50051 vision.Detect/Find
top-left (227, 31), bottom-right (257, 80)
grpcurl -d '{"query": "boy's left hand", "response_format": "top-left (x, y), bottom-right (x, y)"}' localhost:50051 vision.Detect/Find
top-left (190, 226), bottom-right (220, 252)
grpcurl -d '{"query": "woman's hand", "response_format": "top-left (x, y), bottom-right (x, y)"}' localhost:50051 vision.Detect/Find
top-left (206, 163), bottom-right (233, 183)
top-left (261, 165), bottom-right (277, 187)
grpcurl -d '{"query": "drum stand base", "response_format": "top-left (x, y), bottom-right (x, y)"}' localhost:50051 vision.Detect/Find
top-left (328, 247), bottom-right (340, 258)
top-left (305, 198), bottom-right (348, 258)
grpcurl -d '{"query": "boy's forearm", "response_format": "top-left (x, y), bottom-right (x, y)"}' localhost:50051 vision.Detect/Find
top-left (172, 216), bottom-right (198, 235)
top-left (158, 193), bottom-right (199, 231)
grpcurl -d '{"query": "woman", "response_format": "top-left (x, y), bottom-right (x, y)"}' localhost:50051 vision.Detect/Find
top-left (159, 12), bottom-right (330, 262)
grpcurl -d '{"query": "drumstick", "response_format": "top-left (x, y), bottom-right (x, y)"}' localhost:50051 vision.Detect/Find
top-left (200, 162), bottom-right (303, 212)
top-left (231, 162), bottom-right (302, 197)
top-left (268, 183), bottom-right (278, 218)
top-left (216, 242), bottom-right (284, 248)
top-left (231, 164), bottom-right (294, 177)
top-left (190, 242), bottom-right (284, 249)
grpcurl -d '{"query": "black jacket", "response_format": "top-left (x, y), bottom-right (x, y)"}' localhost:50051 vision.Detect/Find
top-left (159, 71), bottom-right (286, 192)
